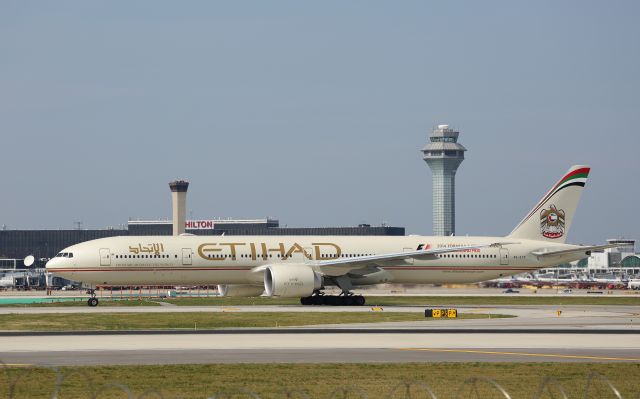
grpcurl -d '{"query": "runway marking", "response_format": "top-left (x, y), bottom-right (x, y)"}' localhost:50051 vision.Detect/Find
top-left (399, 348), bottom-right (640, 362)
top-left (2, 364), bottom-right (32, 367)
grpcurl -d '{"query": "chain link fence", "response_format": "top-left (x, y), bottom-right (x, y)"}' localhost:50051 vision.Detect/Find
top-left (1, 362), bottom-right (632, 399)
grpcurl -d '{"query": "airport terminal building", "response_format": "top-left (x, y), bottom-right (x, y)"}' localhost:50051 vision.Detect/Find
top-left (0, 218), bottom-right (404, 268)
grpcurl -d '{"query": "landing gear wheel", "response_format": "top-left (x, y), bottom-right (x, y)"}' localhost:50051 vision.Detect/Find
top-left (300, 296), bottom-right (312, 305)
top-left (343, 296), bottom-right (355, 306)
top-left (300, 292), bottom-right (366, 306)
top-left (87, 297), bottom-right (99, 307)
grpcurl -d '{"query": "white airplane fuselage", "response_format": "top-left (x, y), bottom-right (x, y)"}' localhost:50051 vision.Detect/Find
top-left (45, 165), bottom-right (607, 300)
top-left (45, 235), bottom-right (584, 287)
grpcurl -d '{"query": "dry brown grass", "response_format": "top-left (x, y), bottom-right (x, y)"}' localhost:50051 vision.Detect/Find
top-left (0, 312), bottom-right (505, 331)
top-left (2, 363), bottom-right (638, 398)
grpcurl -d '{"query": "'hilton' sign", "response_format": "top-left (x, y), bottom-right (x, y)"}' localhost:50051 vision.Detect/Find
top-left (185, 220), bottom-right (215, 229)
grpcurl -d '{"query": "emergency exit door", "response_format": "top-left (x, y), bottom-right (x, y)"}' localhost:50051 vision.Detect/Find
top-left (100, 248), bottom-right (111, 266)
top-left (182, 248), bottom-right (192, 265)
top-left (499, 248), bottom-right (509, 265)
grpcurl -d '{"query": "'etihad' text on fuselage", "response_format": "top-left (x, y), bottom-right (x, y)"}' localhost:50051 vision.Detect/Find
top-left (198, 242), bottom-right (342, 261)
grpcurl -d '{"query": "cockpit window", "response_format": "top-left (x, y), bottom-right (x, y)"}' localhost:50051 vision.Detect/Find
top-left (56, 252), bottom-right (73, 258)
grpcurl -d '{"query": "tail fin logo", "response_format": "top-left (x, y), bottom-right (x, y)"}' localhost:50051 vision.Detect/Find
top-left (540, 205), bottom-right (565, 239)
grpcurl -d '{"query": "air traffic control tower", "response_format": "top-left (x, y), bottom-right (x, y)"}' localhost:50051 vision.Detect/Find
top-left (422, 124), bottom-right (466, 236)
top-left (169, 180), bottom-right (189, 236)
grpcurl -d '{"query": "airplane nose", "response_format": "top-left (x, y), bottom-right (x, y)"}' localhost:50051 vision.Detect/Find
top-left (45, 258), bottom-right (61, 271)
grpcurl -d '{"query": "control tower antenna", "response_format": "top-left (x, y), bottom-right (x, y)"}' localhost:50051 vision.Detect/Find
top-left (422, 124), bottom-right (466, 236)
top-left (169, 180), bottom-right (189, 236)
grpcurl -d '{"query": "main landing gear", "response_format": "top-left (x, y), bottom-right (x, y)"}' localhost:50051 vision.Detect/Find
top-left (300, 291), bottom-right (366, 306)
top-left (87, 289), bottom-right (99, 307)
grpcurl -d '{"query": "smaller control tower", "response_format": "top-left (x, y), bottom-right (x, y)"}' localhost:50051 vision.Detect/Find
top-left (422, 125), bottom-right (466, 236)
top-left (169, 180), bottom-right (189, 236)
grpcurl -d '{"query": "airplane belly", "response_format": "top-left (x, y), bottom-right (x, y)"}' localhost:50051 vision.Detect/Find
top-left (52, 267), bottom-right (253, 286)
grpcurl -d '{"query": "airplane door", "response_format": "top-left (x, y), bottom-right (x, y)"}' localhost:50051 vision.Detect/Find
top-left (304, 247), bottom-right (313, 262)
top-left (182, 248), bottom-right (192, 265)
top-left (500, 248), bottom-right (509, 265)
top-left (287, 247), bottom-right (313, 263)
top-left (100, 248), bottom-right (111, 266)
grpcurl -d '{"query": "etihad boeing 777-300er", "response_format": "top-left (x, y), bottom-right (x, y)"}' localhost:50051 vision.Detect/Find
top-left (46, 165), bottom-right (615, 306)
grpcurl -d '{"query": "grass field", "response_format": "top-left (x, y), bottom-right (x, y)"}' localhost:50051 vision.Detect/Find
top-left (161, 295), bottom-right (640, 306)
top-left (2, 295), bottom-right (639, 307)
top-left (0, 312), bottom-right (508, 331)
top-left (3, 363), bottom-right (638, 398)
top-left (1, 298), bottom-right (161, 307)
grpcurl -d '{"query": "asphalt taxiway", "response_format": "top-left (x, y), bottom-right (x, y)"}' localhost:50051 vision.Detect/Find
top-left (1, 331), bottom-right (640, 365)
top-left (1, 304), bottom-right (639, 366)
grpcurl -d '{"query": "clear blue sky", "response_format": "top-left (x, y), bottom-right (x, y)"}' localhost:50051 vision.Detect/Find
top-left (1, 1), bottom-right (638, 244)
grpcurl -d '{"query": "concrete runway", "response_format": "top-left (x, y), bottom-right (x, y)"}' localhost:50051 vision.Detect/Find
top-left (1, 304), bottom-right (639, 365)
top-left (1, 331), bottom-right (640, 365)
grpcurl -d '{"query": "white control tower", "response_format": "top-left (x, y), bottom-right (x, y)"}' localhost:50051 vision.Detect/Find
top-left (422, 124), bottom-right (466, 236)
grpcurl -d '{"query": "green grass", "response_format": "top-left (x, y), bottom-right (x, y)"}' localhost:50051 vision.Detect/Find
top-left (161, 295), bottom-right (640, 306)
top-left (1, 298), bottom-right (161, 307)
top-left (2, 363), bottom-right (638, 398)
top-left (0, 312), bottom-right (507, 331)
top-left (1, 295), bottom-right (638, 307)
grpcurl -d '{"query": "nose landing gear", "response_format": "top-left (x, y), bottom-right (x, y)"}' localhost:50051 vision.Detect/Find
top-left (86, 289), bottom-right (99, 307)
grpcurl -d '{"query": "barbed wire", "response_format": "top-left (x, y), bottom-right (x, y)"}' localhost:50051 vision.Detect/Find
top-left (385, 381), bottom-right (438, 399)
top-left (0, 362), bottom-right (634, 399)
top-left (532, 376), bottom-right (569, 399)
top-left (583, 372), bottom-right (623, 399)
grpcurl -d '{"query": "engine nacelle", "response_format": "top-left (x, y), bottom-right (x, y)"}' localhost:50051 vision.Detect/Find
top-left (217, 284), bottom-right (265, 297)
top-left (264, 264), bottom-right (322, 297)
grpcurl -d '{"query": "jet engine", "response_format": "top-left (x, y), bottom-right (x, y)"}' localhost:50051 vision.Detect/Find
top-left (264, 264), bottom-right (322, 297)
top-left (217, 284), bottom-right (265, 297)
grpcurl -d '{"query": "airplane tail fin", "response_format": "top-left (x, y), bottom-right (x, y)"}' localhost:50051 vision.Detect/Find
top-left (508, 165), bottom-right (590, 243)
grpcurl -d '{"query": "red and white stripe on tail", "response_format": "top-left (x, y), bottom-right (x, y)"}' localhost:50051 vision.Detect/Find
top-left (508, 165), bottom-right (590, 243)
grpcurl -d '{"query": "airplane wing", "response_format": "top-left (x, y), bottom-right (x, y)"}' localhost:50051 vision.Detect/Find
top-left (312, 242), bottom-right (517, 276)
top-left (530, 244), bottom-right (618, 259)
